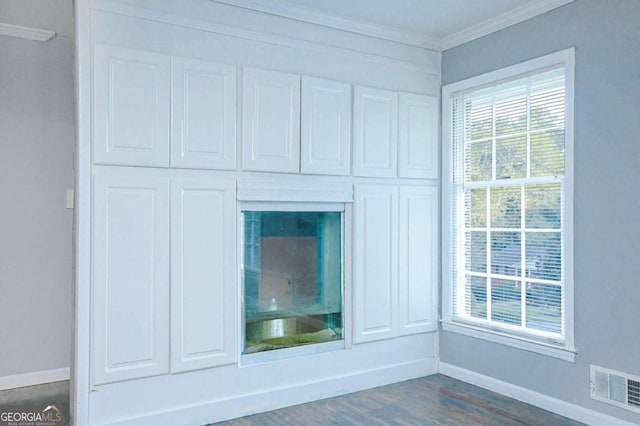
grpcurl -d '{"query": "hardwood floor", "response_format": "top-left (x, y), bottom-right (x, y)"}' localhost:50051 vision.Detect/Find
top-left (212, 375), bottom-right (584, 426)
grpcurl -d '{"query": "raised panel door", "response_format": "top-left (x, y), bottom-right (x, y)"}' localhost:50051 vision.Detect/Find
top-left (242, 68), bottom-right (300, 173)
top-left (353, 86), bottom-right (398, 178)
top-left (171, 58), bottom-right (237, 170)
top-left (398, 93), bottom-right (438, 179)
top-left (399, 186), bottom-right (438, 334)
top-left (92, 167), bottom-right (170, 384)
top-left (301, 77), bottom-right (351, 176)
top-left (170, 177), bottom-right (237, 372)
top-left (93, 45), bottom-right (170, 166)
top-left (353, 184), bottom-right (398, 343)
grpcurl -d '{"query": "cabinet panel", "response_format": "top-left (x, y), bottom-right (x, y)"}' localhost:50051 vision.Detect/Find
top-left (93, 45), bottom-right (170, 166)
top-left (399, 186), bottom-right (438, 334)
top-left (398, 93), bottom-right (439, 179)
top-left (353, 185), bottom-right (398, 343)
top-left (301, 77), bottom-right (351, 175)
top-left (171, 58), bottom-right (237, 170)
top-left (353, 86), bottom-right (398, 178)
top-left (92, 168), bottom-right (170, 384)
top-left (171, 178), bottom-right (236, 372)
top-left (242, 68), bottom-right (300, 173)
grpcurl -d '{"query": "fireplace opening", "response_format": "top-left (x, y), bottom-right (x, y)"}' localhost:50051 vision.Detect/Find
top-left (241, 206), bottom-right (344, 356)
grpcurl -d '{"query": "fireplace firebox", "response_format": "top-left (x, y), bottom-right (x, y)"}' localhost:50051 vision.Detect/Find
top-left (241, 205), bottom-right (344, 357)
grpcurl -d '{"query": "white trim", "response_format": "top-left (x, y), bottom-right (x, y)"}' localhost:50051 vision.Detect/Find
top-left (0, 22), bottom-right (56, 41)
top-left (441, 48), bottom-right (576, 358)
top-left (237, 181), bottom-right (353, 203)
top-left (98, 358), bottom-right (437, 425)
top-left (0, 368), bottom-right (70, 391)
top-left (441, 0), bottom-right (576, 50)
top-left (441, 320), bottom-right (575, 362)
top-left (72, 0), bottom-right (93, 424)
top-left (212, 0), bottom-right (441, 50)
top-left (439, 363), bottom-right (639, 426)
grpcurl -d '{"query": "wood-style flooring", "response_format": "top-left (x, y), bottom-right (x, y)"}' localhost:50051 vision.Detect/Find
top-left (213, 374), bottom-right (584, 426)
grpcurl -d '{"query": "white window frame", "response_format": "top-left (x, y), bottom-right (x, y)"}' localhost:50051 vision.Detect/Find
top-left (441, 48), bottom-right (576, 362)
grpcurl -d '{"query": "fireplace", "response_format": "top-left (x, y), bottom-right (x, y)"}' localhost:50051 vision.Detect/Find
top-left (241, 204), bottom-right (344, 358)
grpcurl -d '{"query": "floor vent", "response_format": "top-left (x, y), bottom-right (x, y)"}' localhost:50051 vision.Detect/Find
top-left (591, 365), bottom-right (640, 414)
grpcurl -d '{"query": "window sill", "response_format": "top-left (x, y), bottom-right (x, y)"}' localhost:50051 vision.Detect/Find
top-left (441, 319), bottom-right (576, 363)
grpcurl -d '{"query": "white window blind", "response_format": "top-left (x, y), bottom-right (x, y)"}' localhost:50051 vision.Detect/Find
top-left (449, 65), bottom-right (570, 344)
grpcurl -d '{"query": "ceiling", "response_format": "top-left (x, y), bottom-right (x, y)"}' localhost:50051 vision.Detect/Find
top-left (266, 0), bottom-right (535, 39)
top-left (215, 0), bottom-right (574, 49)
top-left (0, 0), bottom-right (573, 48)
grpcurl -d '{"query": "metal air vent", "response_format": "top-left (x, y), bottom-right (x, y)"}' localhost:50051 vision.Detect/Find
top-left (591, 365), bottom-right (640, 414)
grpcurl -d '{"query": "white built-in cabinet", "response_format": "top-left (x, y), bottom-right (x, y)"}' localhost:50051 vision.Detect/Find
top-left (171, 58), bottom-right (237, 170)
top-left (170, 178), bottom-right (237, 372)
top-left (301, 77), bottom-right (351, 175)
top-left (398, 93), bottom-right (439, 179)
top-left (92, 168), bottom-right (170, 384)
top-left (353, 86), bottom-right (398, 178)
top-left (242, 68), bottom-right (301, 173)
top-left (353, 86), bottom-right (438, 179)
top-left (90, 43), bottom-right (438, 387)
top-left (242, 69), bottom-right (353, 175)
top-left (353, 184), bottom-right (438, 344)
top-left (398, 186), bottom-right (438, 334)
top-left (93, 45), bottom-right (171, 167)
top-left (353, 185), bottom-right (399, 342)
top-left (93, 45), bottom-right (236, 169)
top-left (92, 167), bottom-right (236, 384)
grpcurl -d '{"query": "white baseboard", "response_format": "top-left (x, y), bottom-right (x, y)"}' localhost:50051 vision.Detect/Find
top-left (106, 358), bottom-right (438, 426)
top-left (439, 362), bottom-right (638, 426)
top-left (0, 368), bottom-right (70, 391)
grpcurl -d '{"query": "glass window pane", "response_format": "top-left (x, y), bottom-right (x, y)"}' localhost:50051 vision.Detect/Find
top-left (490, 186), bottom-right (521, 228)
top-left (530, 129), bottom-right (565, 177)
top-left (526, 283), bottom-right (562, 333)
top-left (525, 232), bottom-right (562, 282)
top-left (526, 183), bottom-right (561, 229)
top-left (465, 188), bottom-right (487, 228)
top-left (530, 85), bottom-right (565, 131)
top-left (465, 231), bottom-right (487, 273)
top-left (243, 211), bottom-right (343, 354)
top-left (466, 100), bottom-right (493, 141)
top-left (491, 232), bottom-right (521, 277)
top-left (466, 141), bottom-right (492, 181)
top-left (495, 95), bottom-right (527, 136)
top-left (491, 279), bottom-right (521, 325)
top-left (466, 275), bottom-right (487, 320)
top-left (496, 134), bottom-right (526, 179)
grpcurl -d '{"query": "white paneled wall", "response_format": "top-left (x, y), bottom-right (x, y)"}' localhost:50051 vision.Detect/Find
top-left (76, 1), bottom-right (440, 423)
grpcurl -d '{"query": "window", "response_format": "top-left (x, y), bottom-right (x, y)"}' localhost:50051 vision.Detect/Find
top-left (442, 49), bottom-right (575, 361)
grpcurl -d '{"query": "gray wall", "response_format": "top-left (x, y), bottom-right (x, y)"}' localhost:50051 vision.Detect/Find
top-left (0, 35), bottom-right (74, 378)
top-left (440, 0), bottom-right (640, 422)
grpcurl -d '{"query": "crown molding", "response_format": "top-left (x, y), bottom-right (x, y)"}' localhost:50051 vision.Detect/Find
top-left (212, 0), bottom-right (441, 51)
top-left (0, 22), bottom-right (56, 41)
top-left (441, 0), bottom-right (576, 51)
